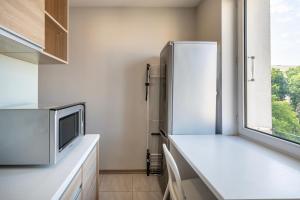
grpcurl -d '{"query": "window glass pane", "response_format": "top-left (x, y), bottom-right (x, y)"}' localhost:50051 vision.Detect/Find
top-left (245, 0), bottom-right (300, 144)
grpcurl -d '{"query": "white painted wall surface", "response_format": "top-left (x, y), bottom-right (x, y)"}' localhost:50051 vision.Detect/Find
top-left (196, 0), bottom-right (238, 135)
top-left (196, 0), bottom-right (221, 42)
top-left (0, 55), bottom-right (38, 107)
top-left (221, 0), bottom-right (238, 135)
top-left (39, 7), bottom-right (197, 170)
top-left (196, 0), bottom-right (222, 134)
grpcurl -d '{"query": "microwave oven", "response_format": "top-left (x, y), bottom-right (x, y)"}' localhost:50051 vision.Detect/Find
top-left (0, 103), bottom-right (85, 165)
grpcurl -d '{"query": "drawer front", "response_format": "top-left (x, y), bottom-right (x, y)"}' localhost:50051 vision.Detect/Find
top-left (0, 0), bottom-right (45, 48)
top-left (75, 191), bottom-right (82, 200)
top-left (83, 176), bottom-right (97, 200)
top-left (61, 169), bottom-right (82, 200)
top-left (82, 146), bottom-right (97, 190)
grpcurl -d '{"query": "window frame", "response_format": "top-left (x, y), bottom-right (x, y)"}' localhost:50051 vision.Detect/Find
top-left (237, 0), bottom-right (300, 159)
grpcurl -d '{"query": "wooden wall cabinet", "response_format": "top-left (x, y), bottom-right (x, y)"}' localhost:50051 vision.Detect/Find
top-left (0, 0), bottom-right (69, 64)
top-left (43, 0), bottom-right (69, 63)
top-left (0, 0), bottom-right (45, 48)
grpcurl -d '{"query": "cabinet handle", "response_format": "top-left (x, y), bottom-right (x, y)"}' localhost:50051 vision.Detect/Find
top-left (73, 184), bottom-right (82, 200)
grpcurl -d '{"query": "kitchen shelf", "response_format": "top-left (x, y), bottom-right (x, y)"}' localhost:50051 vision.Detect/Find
top-left (42, 0), bottom-right (69, 63)
top-left (39, 51), bottom-right (68, 64)
top-left (45, 0), bottom-right (68, 30)
top-left (44, 14), bottom-right (68, 62)
top-left (0, 30), bottom-right (67, 64)
top-left (45, 11), bottom-right (68, 34)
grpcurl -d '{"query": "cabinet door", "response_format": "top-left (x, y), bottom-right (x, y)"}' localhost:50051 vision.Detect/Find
top-left (61, 169), bottom-right (83, 200)
top-left (83, 176), bottom-right (97, 200)
top-left (0, 0), bottom-right (45, 48)
top-left (82, 146), bottom-right (98, 200)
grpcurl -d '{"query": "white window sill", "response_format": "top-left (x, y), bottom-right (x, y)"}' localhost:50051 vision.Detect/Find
top-left (239, 127), bottom-right (300, 161)
top-left (169, 134), bottom-right (300, 200)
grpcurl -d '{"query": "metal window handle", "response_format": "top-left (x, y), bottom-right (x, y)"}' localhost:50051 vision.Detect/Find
top-left (248, 56), bottom-right (255, 82)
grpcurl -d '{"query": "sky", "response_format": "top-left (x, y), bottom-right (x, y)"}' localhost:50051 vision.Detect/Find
top-left (271, 0), bottom-right (300, 66)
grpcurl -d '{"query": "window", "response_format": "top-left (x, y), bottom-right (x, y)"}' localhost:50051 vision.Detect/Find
top-left (244, 0), bottom-right (300, 144)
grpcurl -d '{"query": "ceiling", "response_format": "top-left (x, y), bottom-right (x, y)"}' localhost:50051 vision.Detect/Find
top-left (70, 0), bottom-right (202, 7)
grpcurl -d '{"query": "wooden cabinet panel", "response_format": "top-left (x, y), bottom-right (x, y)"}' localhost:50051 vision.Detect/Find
top-left (45, 15), bottom-right (67, 61)
top-left (83, 176), bottom-right (97, 200)
top-left (44, 0), bottom-right (69, 62)
top-left (0, 0), bottom-right (45, 48)
top-left (60, 142), bottom-right (99, 200)
top-left (82, 146), bottom-right (97, 200)
top-left (45, 0), bottom-right (68, 29)
top-left (61, 169), bottom-right (82, 200)
top-left (0, 0), bottom-right (69, 64)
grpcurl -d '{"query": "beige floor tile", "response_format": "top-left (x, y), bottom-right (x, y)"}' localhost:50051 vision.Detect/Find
top-left (100, 192), bottom-right (132, 200)
top-left (100, 174), bottom-right (133, 192)
top-left (99, 174), bottom-right (103, 185)
top-left (133, 174), bottom-right (161, 192)
top-left (133, 192), bottom-right (163, 200)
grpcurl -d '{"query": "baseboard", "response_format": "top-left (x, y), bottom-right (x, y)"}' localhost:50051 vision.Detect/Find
top-left (99, 169), bottom-right (146, 174)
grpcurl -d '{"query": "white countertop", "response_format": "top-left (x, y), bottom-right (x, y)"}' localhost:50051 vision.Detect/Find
top-left (170, 135), bottom-right (300, 200)
top-left (0, 134), bottom-right (99, 200)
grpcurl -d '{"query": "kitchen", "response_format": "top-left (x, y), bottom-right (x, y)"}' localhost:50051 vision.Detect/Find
top-left (1, 0), bottom-right (300, 200)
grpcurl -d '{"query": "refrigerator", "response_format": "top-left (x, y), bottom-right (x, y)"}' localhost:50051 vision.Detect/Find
top-left (158, 41), bottom-right (218, 192)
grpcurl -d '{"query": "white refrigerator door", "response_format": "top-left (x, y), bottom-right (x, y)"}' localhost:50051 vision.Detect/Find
top-left (172, 42), bottom-right (217, 134)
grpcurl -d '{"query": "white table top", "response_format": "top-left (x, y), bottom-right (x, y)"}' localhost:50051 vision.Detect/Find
top-left (0, 134), bottom-right (99, 200)
top-left (170, 135), bottom-right (300, 200)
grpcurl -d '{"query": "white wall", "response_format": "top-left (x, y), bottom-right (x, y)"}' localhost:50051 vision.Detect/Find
top-left (196, 0), bottom-right (221, 42)
top-left (196, 0), bottom-right (238, 135)
top-left (221, 0), bottom-right (238, 135)
top-left (196, 0), bottom-right (223, 134)
top-left (0, 54), bottom-right (38, 107)
top-left (39, 7), bottom-right (197, 170)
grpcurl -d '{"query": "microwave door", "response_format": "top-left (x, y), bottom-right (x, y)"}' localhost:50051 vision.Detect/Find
top-left (52, 104), bottom-right (84, 164)
top-left (59, 112), bottom-right (80, 151)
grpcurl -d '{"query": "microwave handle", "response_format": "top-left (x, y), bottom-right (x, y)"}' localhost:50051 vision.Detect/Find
top-left (81, 106), bottom-right (85, 135)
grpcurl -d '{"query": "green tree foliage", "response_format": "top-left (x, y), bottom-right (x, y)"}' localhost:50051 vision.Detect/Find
top-left (271, 69), bottom-right (288, 100)
top-left (272, 100), bottom-right (300, 143)
top-left (272, 67), bottom-right (300, 143)
top-left (286, 67), bottom-right (300, 111)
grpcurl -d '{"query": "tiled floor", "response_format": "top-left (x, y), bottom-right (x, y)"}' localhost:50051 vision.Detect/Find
top-left (99, 174), bottom-right (163, 200)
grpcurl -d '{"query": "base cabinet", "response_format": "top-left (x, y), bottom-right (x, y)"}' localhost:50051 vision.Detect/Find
top-left (60, 143), bottom-right (99, 200)
top-left (60, 170), bottom-right (83, 200)
top-left (83, 176), bottom-right (97, 200)
top-left (82, 146), bottom-right (98, 200)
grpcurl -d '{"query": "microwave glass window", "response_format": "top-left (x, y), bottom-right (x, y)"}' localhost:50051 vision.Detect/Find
top-left (59, 112), bottom-right (79, 151)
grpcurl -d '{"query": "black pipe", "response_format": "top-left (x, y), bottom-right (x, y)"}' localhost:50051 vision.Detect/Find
top-left (145, 64), bottom-right (151, 101)
top-left (146, 149), bottom-right (150, 176)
